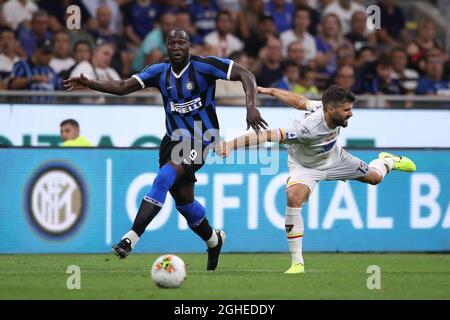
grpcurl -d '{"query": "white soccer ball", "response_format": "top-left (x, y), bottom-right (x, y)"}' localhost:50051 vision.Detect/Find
top-left (151, 254), bottom-right (187, 288)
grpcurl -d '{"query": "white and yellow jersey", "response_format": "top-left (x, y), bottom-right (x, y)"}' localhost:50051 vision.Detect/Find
top-left (280, 100), bottom-right (342, 169)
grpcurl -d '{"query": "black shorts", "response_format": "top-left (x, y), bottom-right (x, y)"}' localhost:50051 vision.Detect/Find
top-left (159, 135), bottom-right (212, 187)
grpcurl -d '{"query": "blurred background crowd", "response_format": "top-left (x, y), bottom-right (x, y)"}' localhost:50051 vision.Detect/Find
top-left (0, 0), bottom-right (449, 101)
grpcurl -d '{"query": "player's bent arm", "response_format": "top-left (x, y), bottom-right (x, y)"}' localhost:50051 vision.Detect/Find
top-left (229, 62), bottom-right (268, 132)
top-left (257, 87), bottom-right (309, 111)
top-left (230, 62), bottom-right (257, 110)
top-left (86, 77), bottom-right (142, 96)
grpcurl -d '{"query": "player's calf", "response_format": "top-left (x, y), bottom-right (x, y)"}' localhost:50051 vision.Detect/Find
top-left (285, 207), bottom-right (305, 273)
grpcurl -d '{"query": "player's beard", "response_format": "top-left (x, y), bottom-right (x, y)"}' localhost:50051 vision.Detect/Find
top-left (333, 115), bottom-right (348, 128)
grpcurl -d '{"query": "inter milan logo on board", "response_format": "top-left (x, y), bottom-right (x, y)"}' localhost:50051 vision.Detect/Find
top-left (26, 162), bottom-right (86, 237)
top-left (186, 81), bottom-right (194, 91)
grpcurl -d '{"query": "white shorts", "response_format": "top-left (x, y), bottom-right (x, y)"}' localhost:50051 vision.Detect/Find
top-left (286, 149), bottom-right (369, 193)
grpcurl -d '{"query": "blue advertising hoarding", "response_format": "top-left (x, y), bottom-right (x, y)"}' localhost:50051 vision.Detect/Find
top-left (0, 148), bottom-right (449, 253)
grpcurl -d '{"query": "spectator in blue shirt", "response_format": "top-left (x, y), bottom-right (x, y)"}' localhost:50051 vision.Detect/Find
top-left (416, 53), bottom-right (450, 96)
top-left (271, 60), bottom-right (300, 91)
top-left (18, 10), bottom-right (52, 57)
top-left (356, 54), bottom-right (405, 95)
top-left (122, 0), bottom-right (162, 48)
top-left (9, 38), bottom-right (62, 91)
top-left (265, 0), bottom-right (294, 33)
top-left (131, 12), bottom-right (177, 72)
top-left (189, 0), bottom-right (220, 39)
top-left (377, 0), bottom-right (406, 45)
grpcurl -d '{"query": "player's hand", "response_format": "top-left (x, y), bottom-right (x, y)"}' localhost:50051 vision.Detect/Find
top-left (246, 107), bottom-right (268, 133)
top-left (63, 73), bottom-right (90, 91)
top-left (214, 141), bottom-right (230, 158)
top-left (257, 86), bottom-right (273, 95)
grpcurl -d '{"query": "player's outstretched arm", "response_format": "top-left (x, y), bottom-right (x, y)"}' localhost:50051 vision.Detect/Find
top-left (229, 63), bottom-right (268, 133)
top-left (63, 73), bottom-right (142, 96)
top-left (215, 128), bottom-right (282, 157)
top-left (257, 86), bottom-right (309, 111)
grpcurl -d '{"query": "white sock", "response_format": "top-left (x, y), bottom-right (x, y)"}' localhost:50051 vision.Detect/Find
top-left (369, 158), bottom-right (394, 178)
top-left (285, 207), bottom-right (304, 266)
top-left (206, 230), bottom-right (218, 248)
top-left (122, 230), bottom-right (140, 249)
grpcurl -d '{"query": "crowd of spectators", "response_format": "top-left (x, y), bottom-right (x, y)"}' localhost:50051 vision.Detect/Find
top-left (0, 0), bottom-right (449, 101)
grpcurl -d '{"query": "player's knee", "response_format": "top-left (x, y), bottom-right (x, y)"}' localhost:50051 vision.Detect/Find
top-left (177, 200), bottom-right (206, 228)
top-left (367, 173), bottom-right (383, 185)
top-left (153, 165), bottom-right (177, 190)
top-left (286, 190), bottom-right (305, 207)
top-left (153, 173), bottom-right (172, 190)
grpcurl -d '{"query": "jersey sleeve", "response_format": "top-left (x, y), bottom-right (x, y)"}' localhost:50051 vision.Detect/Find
top-left (197, 56), bottom-right (234, 80)
top-left (132, 63), bottom-right (165, 89)
top-left (11, 61), bottom-right (28, 79)
top-left (280, 118), bottom-right (312, 143)
top-left (305, 99), bottom-right (323, 112)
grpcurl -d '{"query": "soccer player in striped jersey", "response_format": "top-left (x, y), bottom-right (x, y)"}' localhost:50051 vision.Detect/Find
top-left (216, 85), bottom-right (416, 274)
top-left (64, 29), bottom-right (267, 271)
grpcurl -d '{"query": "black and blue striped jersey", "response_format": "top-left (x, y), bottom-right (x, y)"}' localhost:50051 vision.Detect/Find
top-left (11, 58), bottom-right (61, 91)
top-left (132, 55), bottom-right (234, 146)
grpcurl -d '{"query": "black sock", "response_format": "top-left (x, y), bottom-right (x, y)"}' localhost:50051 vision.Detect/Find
top-left (131, 200), bottom-right (162, 237)
top-left (190, 217), bottom-right (214, 242)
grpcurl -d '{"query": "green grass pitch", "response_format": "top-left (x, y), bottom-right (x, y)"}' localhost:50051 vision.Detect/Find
top-left (1, 253), bottom-right (449, 300)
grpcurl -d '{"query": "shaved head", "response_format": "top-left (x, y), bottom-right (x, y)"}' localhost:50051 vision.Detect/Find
top-left (167, 29), bottom-right (190, 43)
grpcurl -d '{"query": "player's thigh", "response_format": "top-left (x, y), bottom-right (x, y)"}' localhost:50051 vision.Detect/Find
top-left (169, 181), bottom-right (195, 206)
top-left (285, 183), bottom-right (310, 208)
top-left (286, 160), bottom-right (323, 204)
top-left (326, 151), bottom-right (370, 181)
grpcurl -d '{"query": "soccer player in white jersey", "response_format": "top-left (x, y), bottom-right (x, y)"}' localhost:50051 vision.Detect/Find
top-left (216, 85), bottom-right (416, 274)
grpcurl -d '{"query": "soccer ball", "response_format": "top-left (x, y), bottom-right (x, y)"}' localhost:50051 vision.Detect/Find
top-left (151, 254), bottom-right (187, 288)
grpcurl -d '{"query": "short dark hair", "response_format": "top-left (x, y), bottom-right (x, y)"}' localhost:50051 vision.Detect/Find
top-left (32, 9), bottom-right (49, 21)
top-left (294, 7), bottom-right (310, 18)
top-left (283, 60), bottom-right (299, 71)
top-left (73, 40), bottom-right (92, 53)
top-left (0, 27), bottom-right (15, 37)
top-left (60, 119), bottom-right (79, 128)
top-left (229, 50), bottom-right (246, 62)
top-left (355, 45), bottom-right (374, 60)
top-left (54, 29), bottom-right (70, 37)
top-left (322, 85), bottom-right (356, 109)
top-left (216, 9), bottom-right (232, 22)
top-left (391, 46), bottom-right (407, 55)
top-left (377, 53), bottom-right (392, 68)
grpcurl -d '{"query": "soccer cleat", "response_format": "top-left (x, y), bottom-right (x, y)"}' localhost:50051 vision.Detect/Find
top-left (207, 230), bottom-right (226, 271)
top-left (378, 152), bottom-right (416, 172)
top-left (112, 238), bottom-right (132, 259)
top-left (285, 263), bottom-right (305, 274)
